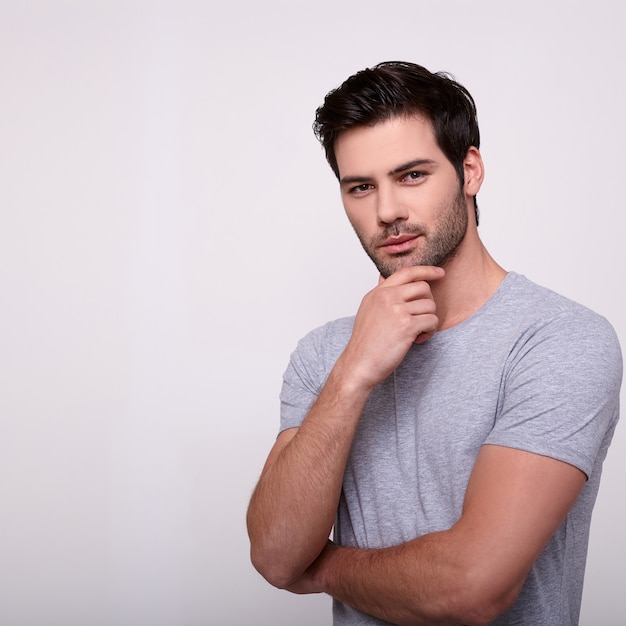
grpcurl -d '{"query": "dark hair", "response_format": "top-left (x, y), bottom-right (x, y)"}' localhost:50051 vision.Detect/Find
top-left (313, 61), bottom-right (481, 224)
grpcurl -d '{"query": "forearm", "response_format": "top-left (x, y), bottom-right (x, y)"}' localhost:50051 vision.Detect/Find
top-left (306, 529), bottom-right (517, 626)
top-left (310, 534), bottom-right (465, 625)
top-left (247, 356), bottom-right (371, 587)
top-left (249, 267), bottom-right (444, 588)
top-left (305, 444), bottom-right (586, 625)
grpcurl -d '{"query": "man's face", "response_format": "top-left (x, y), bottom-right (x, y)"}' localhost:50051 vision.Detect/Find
top-left (334, 116), bottom-right (470, 278)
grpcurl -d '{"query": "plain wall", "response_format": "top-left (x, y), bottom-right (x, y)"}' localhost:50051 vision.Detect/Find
top-left (1, 1), bottom-right (624, 624)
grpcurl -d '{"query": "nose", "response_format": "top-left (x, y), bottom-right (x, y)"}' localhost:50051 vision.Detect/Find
top-left (376, 184), bottom-right (409, 225)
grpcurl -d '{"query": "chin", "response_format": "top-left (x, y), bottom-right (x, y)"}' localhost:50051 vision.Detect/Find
top-left (374, 256), bottom-right (419, 278)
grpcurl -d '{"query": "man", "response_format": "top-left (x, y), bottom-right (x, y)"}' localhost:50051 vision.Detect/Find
top-left (246, 62), bottom-right (622, 625)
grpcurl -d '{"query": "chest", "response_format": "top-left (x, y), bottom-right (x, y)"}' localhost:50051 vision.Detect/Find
top-left (339, 337), bottom-right (510, 546)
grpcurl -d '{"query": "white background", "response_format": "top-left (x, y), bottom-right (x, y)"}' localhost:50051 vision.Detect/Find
top-left (1, 1), bottom-right (624, 625)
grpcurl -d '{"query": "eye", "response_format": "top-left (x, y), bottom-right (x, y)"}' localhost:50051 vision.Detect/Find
top-left (349, 183), bottom-right (375, 196)
top-left (401, 171), bottom-right (425, 183)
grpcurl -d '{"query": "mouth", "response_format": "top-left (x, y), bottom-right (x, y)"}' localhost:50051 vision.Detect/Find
top-left (378, 234), bottom-right (420, 254)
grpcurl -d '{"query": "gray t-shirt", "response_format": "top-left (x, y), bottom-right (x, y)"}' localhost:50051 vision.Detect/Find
top-left (280, 273), bottom-right (622, 625)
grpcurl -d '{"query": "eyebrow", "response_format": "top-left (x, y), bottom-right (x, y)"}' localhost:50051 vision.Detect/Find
top-left (390, 158), bottom-right (437, 176)
top-left (339, 158), bottom-right (437, 186)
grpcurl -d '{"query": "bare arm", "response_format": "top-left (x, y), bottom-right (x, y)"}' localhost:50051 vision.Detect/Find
top-left (291, 444), bottom-right (586, 625)
top-left (246, 266), bottom-right (444, 587)
top-left (246, 363), bottom-right (369, 588)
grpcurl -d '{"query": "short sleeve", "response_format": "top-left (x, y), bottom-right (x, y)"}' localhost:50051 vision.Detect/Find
top-left (485, 308), bottom-right (622, 478)
top-left (279, 318), bottom-right (354, 434)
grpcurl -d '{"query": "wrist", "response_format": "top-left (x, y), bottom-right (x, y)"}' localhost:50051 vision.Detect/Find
top-left (331, 352), bottom-right (379, 398)
top-left (309, 540), bottom-right (339, 594)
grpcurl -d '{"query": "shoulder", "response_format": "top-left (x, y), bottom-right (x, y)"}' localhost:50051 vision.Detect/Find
top-left (501, 273), bottom-right (620, 351)
top-left (487, 275), bottom-right (622, 476)
top-left (285, 316), bottom-right (355, 382)
top-left (500, 273), bottom-right (622, 393)
top-left (293, 316), bottom-right (355, 358)
top-left (280, 317), bottom-right (355, 423)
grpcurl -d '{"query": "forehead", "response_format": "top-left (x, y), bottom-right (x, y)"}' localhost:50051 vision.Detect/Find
top-left (334, 115), bottom-right (446, 178)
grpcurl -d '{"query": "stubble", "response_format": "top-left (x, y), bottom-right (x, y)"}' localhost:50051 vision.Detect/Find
top-left (356, 188), bottom-right (469, 278)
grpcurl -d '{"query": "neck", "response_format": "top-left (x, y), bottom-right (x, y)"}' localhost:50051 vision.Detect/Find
top-left (431, 229), bottom-right (506, 331)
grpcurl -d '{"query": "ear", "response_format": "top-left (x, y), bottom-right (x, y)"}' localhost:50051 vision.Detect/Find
top-left (463, 146), bottom-right (484, 197)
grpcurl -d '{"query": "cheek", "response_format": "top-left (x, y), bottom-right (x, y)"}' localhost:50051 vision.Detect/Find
top-left (344, 210), bottom-right (369, 239)
top-left (344, 201), bottom-right (375, 233)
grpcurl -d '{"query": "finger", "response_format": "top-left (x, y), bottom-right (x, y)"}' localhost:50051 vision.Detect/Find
top-left (410, 313), bottom-right (439, 343)
top-left (405, 298), bottom-right (437, 317)
top-left (393, 280), bottom-right (435, 303)
top-left (381, 265), bottom-right (445, 287)
top-left (414, 329), bottom-right (436, 345)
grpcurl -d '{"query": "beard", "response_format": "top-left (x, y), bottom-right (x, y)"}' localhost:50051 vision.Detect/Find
top-left (354, 187), bottom-right (469, 278)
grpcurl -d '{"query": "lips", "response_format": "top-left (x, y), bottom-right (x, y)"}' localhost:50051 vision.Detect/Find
top-left (378, 234), bottom-right (419, 254)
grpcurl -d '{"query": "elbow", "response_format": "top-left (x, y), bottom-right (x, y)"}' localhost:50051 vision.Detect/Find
top-left (249, 542), bottom-right (303, 590)
top-left (247, 509), bottom-right (301, 589)
top-left (445, 567), bottom-right (522, 626)
top-left (457, 600), bottom-right (515, 626)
